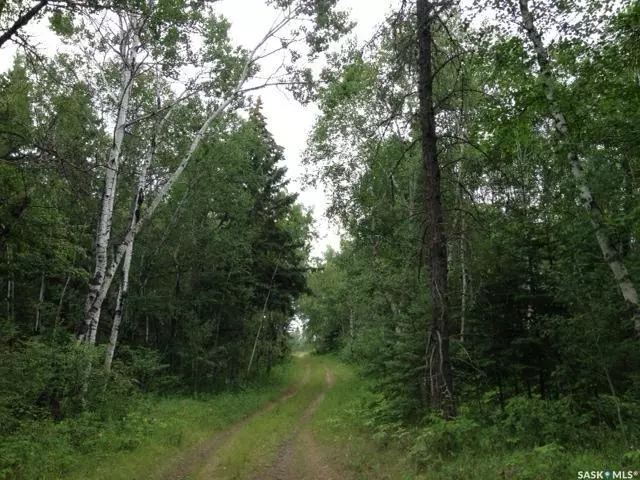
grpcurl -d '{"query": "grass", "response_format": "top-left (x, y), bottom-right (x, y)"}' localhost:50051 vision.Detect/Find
top-left (194, 353), bottom-right (328, 479)
top-left (308, 354), bottom-right (636, 480)
top-left (309, 355), bottom-right (418, 480)
top-left (2, 353), bottom-right (635, 480)
top-left (0, 362), bottom-right (295, 480)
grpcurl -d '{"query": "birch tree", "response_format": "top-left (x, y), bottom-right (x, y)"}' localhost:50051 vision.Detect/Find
top-left (77, 12), bottom-right (141, 344)
top-left (75, 0), bottom-right (350, 358)
top-left (512, 0), bottom-right (640, 337)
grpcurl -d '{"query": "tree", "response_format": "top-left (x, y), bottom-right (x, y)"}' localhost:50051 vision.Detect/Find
top-left (244, 100), bottom-right (310, 374)
top-left (514, 0), bottom-right (640, 338)
top-left (75, 0), bottom-right (350, 359)
top-left (417, 0), bottom-right (455, 417)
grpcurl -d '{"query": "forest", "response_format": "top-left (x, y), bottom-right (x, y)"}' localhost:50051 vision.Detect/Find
top-left (1, 0), bottom-right (640, 478)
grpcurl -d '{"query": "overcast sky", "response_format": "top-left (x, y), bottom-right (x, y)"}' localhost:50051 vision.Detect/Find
top-left (0, 0), bottom-right (393, 257)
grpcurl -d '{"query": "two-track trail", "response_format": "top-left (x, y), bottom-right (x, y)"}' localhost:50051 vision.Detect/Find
top-left (157, 354), bottom-right (347, 480)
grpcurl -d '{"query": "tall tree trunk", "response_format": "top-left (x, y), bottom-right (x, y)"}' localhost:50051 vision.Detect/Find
top-left (104, 239), bottom-right (134, 373)
top-left (105, 141), bottom-right (152, 372)
top-left (460, 214), bottom-right (467, 343)
top-left (78, 14), bottom-right (140, 344)
top-left (53, 273), bottom-right (71, 335)
top-left (105, 281), bottom-right (124, 373)
top-left (35, 272), bottom-right (45, 333)
top-left (5, 244), bottom-right (14, 324)
top-left (455, 86), bottom-right (468, 343)
top-left (417, 0), bottom-right (456, 418)
top-left (518, 0), bottom-right (640, 337)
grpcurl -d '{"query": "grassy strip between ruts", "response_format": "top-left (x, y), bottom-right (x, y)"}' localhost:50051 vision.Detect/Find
top-left (192, 353), bottom-right (328, 479)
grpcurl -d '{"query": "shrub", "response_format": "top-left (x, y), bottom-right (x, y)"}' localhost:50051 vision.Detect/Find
top-left (409, 414), bottom-right (482, 468)
top-left (502, 395), bottom-right (590, 447)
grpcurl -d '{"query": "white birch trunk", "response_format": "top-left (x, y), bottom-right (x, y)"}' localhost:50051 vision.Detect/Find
top-left (104, 242), bottom-right (132, 373)
top-left (518, 0), bottom-right (640, 336)
top-left (79, 15), bottom-right (140, 344)
top-left (105, 137), bottom-right (152, 371)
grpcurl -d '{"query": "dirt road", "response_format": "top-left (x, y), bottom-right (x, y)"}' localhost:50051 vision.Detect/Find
top-left (158, 357), bottom-right (346, 480)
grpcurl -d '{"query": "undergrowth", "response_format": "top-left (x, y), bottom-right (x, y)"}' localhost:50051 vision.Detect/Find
top-left (0, 353), bottom-right (294, 480)
top-left (312, 354), bottom-right (639, 480)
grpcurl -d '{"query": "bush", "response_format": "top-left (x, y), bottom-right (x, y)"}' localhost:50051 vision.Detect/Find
top-left (409, 414), bottom-right (482, 468)
top-left (502, 395), bottom-right (590, 447)
top-left (111, 346), bottom-right (172, 393)
top-left (0, 337), bottom-right (141, 433)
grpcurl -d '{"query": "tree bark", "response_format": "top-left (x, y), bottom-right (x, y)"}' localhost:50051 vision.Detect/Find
top-left (460, 214), bottom-right (467, 342)
top-left (105, 135), bottom-right (153, 371)
top-left (417, 0), bottom-right (456, 418)
top-left (78, 14), bottom-right (140, 344)
top-left (35, 272), bottom-right (45, 333)
top-left (518, 0), bottom-right (640, 337)
top-left (0, 0), bottom-right (49, 50)
top-left (104, 247), bottom-right (133, 373)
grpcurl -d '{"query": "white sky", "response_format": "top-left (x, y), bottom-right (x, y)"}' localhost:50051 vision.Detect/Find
top-left (0, 0), bottom-right (392, 258)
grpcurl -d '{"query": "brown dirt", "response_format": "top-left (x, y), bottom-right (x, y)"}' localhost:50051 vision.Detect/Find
top-left (253, 367), bottom-right (346, 480)
top-left (156, 386), bottom-right (297, 480)
top-left (157, 365), bottom-right (343, 480)
top-left (299, 428), bottom-right (341, 480)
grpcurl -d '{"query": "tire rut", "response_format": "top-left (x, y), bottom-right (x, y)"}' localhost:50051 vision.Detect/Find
top-left (253, 368), bottom-right (342, 480)
top-left (156, 386), bottom-right (298, 480)
top-left (191, 366), bottom-right (312, 479)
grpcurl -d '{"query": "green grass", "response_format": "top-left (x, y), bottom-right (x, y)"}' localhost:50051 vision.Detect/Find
top-left (194, 354), bottom-right (328, 479)
top-left (2, 354), bottom-right (634, 480)
top-left (308, 355), bottom-right (635, 480)
top-left (0, 363), bottom-right (295, 480)
top-left (309, 355), bottom-right (418, 480)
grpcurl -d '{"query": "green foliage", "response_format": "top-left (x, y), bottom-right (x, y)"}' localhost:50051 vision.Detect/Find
top-left (502, 395), bottom-right (590, 447)
top-left (409, 415), bottom-right (482, 467)
top-left (2, 0), bottom-right (640, 478)
top-left (307, 358), bottom-right (631, 480)
top-left (49, 10), bottom-right (75, 37)
top-left (299, 1), bottom-right (640, 477)
top-left (0, 361), bottom-right (295, 480)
